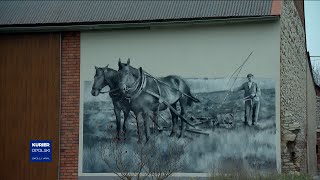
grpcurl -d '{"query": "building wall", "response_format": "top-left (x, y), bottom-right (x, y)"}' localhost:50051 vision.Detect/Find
top-left (57, 2), bottom-right (317, 177)
top-left (60, 32), bottom-right (80, 180)
top-left (79, 20), bottom-right (281, 178)
top-left (317, 96), bottom-right (320, 129)
top-left (306, 61), bottom-right (317, 175)
top-left (80, 22), bottom-right (280, 80)
top-left (280, 0), bottom-right (310, 174)
top-left (57, 1), bottom-right (318, 178)
top-left (317, 96), bottom-right (320, 169)
top-left (293, 0), bottom-right (305, 29)
top-left (317, 87), bottom-right (320, 97)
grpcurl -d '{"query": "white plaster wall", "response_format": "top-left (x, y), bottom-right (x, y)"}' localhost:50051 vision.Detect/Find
top-left (79, 20), bottom-right (281, 175)
top-left (81, 22), bottom-right (280, 80)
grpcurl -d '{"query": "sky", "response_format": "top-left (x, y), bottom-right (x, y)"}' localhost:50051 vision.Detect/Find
top-left (305, 0), bottom-right (320, 70)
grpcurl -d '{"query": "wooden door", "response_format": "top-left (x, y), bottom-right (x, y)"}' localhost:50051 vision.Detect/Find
top-left (0, 33), bottom-right (60, 180)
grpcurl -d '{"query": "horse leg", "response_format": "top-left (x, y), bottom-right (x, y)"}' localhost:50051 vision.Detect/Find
top-left (169, 103), bottom-right (177, 137)
top-left (143, 111), bottom-right (151, 143)
top-left (122, 109), bottom-right (130, 140)
top-left (136, 112), bottom-right (144, 144)
top-left (151, 112), bottom-right (158, 133)
top-left (178, 100), bottom-right (187, 138)
top-left (155, 102), bottom-right (163, 133)
top-left (152, 110), bottom-right (161, 134)
top-left (113, 107), bottom-right (121, 140)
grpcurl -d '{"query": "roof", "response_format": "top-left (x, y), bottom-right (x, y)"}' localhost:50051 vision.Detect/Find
top-left (0, 0), bottom-right (276, 27)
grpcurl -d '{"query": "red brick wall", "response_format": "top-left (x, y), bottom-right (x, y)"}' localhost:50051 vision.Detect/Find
top-left (271, 0), bottom-right (282, 16)
top-left (60, 32), bottom-right (80, 180)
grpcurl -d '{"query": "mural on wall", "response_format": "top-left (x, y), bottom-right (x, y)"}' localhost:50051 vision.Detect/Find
top-left (82, 56), bottom-right (277, 174)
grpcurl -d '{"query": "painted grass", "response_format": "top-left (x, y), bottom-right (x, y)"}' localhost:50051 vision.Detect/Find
top-left (82, 89), bottom-right (276, 173)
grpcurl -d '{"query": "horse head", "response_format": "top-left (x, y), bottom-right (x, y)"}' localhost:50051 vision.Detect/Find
top-left (91, 65), bottom-right (112, 96)
top-left (117, 58), bottom-right (137, 93)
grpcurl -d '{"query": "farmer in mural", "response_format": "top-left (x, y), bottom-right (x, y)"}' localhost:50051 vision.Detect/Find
top-left (232, 73), bottom-right (261, 126)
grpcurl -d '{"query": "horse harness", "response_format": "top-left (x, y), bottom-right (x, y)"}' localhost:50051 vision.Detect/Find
top-left (122, 67), bottom-right (195, 128)
top-left (123, 68), bottom-right (163, 104)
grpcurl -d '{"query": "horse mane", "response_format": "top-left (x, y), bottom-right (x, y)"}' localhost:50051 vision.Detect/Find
top-left (128, 65), bottom-right (141, 79)
top-left (106, 67), bottom-right (117, 74)
top-left (104, 67), bottom-right (119, 89)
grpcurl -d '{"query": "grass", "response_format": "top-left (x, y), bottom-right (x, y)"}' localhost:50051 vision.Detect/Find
top-left (208, 172), bottom-right (312, 180)
top-left (208, 160), bottom-right (311, 180)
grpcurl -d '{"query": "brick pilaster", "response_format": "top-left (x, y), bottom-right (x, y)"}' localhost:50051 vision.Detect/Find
top-left (60, 32), bottom-right (80, 180)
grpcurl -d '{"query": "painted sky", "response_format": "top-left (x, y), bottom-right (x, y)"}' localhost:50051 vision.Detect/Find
top-left (305, 0), bottom-right (320, 70)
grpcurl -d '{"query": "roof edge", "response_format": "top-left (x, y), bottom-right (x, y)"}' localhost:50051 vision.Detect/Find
top-left (0, 16), bottom-right (279, 33)
top-left (271, 0), bottom-right (282, 16)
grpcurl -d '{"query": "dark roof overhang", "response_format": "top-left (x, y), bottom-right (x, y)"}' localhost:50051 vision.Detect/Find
top-left (0, 15), bottom-right (279, 33)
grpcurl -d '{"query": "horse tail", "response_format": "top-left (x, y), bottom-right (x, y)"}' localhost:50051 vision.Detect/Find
top-left (174, 76), bottom-right (200, 106)
top-left (183, 85), bottom-right (200, 106)
top-left (187, 93), bottom-right (200, 106)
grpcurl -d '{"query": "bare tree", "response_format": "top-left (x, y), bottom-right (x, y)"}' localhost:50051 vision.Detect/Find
top-left (99, 137), bottom-right (188, 180)
top-left (145, 138), bottom-right (187, 180)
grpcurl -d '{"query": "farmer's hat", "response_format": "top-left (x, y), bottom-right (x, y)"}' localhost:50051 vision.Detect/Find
top-left (247, 73), bottom-right (254, 78)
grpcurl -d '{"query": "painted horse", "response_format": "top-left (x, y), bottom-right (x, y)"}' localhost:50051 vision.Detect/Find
top-left (91, 65), bottom-right (131, 140)
top-left (117, 59), bottom-right (200, 142)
